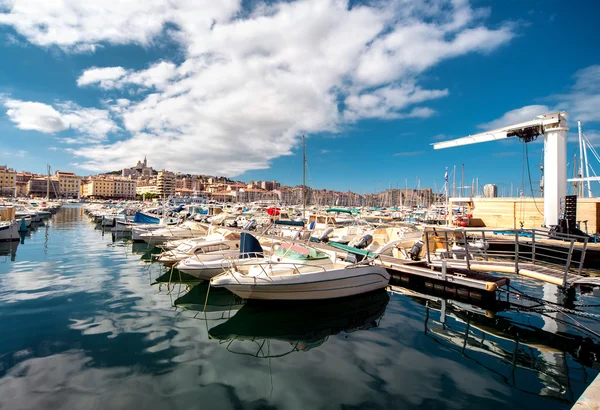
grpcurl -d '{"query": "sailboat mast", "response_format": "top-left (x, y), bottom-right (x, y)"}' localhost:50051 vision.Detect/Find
top-left (302, 135), bottom-right (306, 217)
top-left (578, 120), bottom-right (584, 197)
top-left (46, 164), bottom-right (50, 200)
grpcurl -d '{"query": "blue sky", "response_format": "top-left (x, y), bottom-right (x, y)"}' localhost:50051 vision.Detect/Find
top-left (0, 0), bottom-right (599, 195)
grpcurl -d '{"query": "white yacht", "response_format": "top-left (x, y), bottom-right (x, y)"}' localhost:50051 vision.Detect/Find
top-left (210, 237), bottom-right (390, 301)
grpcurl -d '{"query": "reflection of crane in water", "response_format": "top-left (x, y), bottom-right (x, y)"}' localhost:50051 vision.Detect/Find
top-left (389, 286), bottom-right (600, 404)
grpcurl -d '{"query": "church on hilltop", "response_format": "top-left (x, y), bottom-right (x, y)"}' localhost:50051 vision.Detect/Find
top-left (122, 156), bottom-right (154, 179)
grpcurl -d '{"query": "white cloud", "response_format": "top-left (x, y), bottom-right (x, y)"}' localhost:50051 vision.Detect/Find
top-left (554, 65), bottom-right (600, 124)
top-left (478, 105), bottom-right (550, 130)
top-left (0, 0), bottom-right (516, 175)
top-left (479, 64), bottom-right (600, 134)
top-left (4, 100), bottom-right (68, 133)
top-left (76, 67), bottom-right (128, 89)
top-left (2, 99), bottom-right (118, 143)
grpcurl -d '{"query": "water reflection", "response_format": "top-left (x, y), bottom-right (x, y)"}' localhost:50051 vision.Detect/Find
top-left (0, 241), bottom-right (18, 261)
top-left (208, 289), bottom-right (389, 357)
top-left (390, 285), bottom-right (600, 403)
top-left (1, 205), bottom-right (599, 410)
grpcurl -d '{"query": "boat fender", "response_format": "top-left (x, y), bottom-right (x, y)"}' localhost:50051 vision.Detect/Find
top-left (319, 227), bottom-right (334, 242)
top-left (408, 240), bottom-right (424, 261)
top-left (355, 234), bottom-right (373, 249)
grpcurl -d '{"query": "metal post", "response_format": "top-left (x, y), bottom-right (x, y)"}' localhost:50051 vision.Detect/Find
top-left (563, 239), bottom-right (575, 287)
top-left (424, 231), bottom-right (431, 265)
top-left (579, 238), bottom-right (588, 276)
top-left (531, 231), bottom-right (536, 265)
top-left (564, 239), bottom-right (575, 287)
top-left (442, 260), bottom-right (447, 281)
top-left (444, 231), bottom-right (449, 256)
top-left (514, 231), bottom-right (519, 274)
top-left (481, 231), bottom-right (488, 260)
top-left (463, 230), bottom-right (470, 270)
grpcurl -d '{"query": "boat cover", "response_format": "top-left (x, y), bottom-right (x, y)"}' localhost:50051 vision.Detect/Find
top-left (240, 232), bottom-right (263, 259)
top-left (133, 212), bottom-right (160, 224)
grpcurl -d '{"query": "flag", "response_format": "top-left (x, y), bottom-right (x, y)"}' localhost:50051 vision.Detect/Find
top-left (444, 167), bottom-right (448, 182)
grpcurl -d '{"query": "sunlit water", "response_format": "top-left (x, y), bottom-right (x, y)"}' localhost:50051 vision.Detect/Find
top-left (0, 205), bottom-right (599, 410)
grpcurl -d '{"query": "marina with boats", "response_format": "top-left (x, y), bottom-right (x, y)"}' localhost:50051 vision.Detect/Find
top-left (2, 112), bottom-right (600, 408)
top-left (1, 202), bottom-right (600, 409)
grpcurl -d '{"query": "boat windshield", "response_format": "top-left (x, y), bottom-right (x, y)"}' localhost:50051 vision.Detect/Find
top-left (274, 244), bottom-right (329, 260)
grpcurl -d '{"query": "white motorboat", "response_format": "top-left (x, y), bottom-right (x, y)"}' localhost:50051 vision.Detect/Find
top-left (210, 237), bottom-right (390, 301)
top-left (156, 233), bottom-right (241, 267)
top-left (0, 220), bottom-right (20, 242)
top-left (139, 221), bottom-right (209, 246)
top-left (175, 232), bottom-right (265, 280)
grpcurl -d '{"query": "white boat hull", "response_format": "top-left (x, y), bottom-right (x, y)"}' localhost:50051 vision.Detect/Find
top-left (211, 266), bottom-right (390, 300)
top-left (0, 221), bottom-right (20, 242)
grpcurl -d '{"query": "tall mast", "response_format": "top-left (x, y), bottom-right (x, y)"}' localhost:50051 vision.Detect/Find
top-left (46, 164), bottom-right (50, 200)
top-left (302, 135), bottom-right (306, 217)
top-left (452, 165), bottom-right (456, 197)
top-left (578, 120), bottom-right (584, 197)
top-left (580, 122), bottom-right (593, 197)
top-left (461, 163), bottom-right (465, 197)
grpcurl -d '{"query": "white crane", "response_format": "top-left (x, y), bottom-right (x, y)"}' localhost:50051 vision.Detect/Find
top-left (432, 112), bottom-right (568, 227)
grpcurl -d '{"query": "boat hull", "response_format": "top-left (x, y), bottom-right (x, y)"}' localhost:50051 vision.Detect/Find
top-left (212, 266), bottom-right (390, 301)
top-left (0, 221), bottom-right (20, 242)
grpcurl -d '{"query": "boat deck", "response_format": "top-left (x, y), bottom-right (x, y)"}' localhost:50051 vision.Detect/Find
top-left (428, 259), bottom-right (582, 287)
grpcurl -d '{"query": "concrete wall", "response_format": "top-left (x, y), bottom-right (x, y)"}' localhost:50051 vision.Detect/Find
top-left (466, 197), bottom-right (600, 234)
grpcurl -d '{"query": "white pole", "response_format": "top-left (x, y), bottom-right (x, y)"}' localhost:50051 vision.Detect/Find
top-left (582, 134), bottom-right (593, 198)
top-left (578, 120), bottom-right (585, 197)
top-left (543, 115), bottom-right (569, 226)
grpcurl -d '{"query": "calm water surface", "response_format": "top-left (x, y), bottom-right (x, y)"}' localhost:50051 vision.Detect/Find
top-left (1, 205), bottom-right (599, 410)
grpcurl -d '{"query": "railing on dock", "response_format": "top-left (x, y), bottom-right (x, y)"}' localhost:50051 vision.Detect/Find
top-left (423, 227), bottom-right (589, 287)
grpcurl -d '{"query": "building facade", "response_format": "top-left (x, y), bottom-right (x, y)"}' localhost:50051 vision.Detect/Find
top-left (157, 170), bottom-right (176, 197)
top-left (27, 178), bottom-right (60, 198)
top-left (484, 184), bottom-right (498, 198)
top-left (54, 170), bottom-right (81, 198)
top-left (81, 177), bottom-right (136, 199)
top-left (0, 165), bottom-right (17, 197)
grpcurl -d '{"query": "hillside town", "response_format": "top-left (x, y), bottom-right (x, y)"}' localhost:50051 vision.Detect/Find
top-left (0, 158), bottom-right (442, 207)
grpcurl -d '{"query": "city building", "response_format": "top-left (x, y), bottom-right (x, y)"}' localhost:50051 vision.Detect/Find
top-left (0, 165), bottom-right (17, 197)
top-left (27, 177), bottom-right (59, 198)
top-left (54, 170), bottom-right (81, 198)
top-left (122, 156), bottom-right (154, 179)
top-left (484, 184), bottom-right (498, 198)
top-left (136, 185), bottom-right (158, 195)
top-left (157, 170), bottom-right (176, 197)
top-left (80, 176), bottom-right (136, 199)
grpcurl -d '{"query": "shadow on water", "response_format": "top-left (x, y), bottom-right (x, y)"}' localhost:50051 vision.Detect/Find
top-left (207, 289), bottom-right (390, 357)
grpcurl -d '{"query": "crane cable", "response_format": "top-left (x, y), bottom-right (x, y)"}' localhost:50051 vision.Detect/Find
top-left (524, 142), bottom-right (544, 215)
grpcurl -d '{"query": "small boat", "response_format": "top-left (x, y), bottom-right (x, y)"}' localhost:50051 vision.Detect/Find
top-left (156, 234), bottom-right (241, 267)
top-left (175, 232), bottom-right (266, 280)
top-left (210, 235), bottom-right (390, 301)
top-left (0, 220), bottom-right (20, 242)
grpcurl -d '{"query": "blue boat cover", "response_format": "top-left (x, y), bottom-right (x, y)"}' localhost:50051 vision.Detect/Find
top-left (133, 212), bottom-right (160, 224)
top-left (239, 232), bottom-right (263, 259)
top-left (274, 220), bottom-right (305, 227)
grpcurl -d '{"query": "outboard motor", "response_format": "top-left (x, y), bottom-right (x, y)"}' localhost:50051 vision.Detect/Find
top-left (354, 234), bottom-right (373, 249)
top-left (407, 240), bottom-right (424, 261)
top-left (242, 219), bottom-right (257, 231)
top-left (318, 227), bottom-right (334, 242)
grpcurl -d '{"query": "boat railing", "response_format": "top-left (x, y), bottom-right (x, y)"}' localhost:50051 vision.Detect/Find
top-left (220, 256), bottom-right (329, 278)
top-left (423, 227), bottom-right (588, 286)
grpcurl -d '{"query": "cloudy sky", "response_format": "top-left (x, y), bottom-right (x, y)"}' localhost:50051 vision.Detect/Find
top-left (0, 0), bottom-right (599, 194)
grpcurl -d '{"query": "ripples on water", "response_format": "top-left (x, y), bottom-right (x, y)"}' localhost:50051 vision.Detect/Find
top-left (0, 205), bottom-right (598, 410)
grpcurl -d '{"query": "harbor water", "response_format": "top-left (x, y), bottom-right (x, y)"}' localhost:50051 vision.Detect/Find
top-left (1, 205), bottom-right (599, 410)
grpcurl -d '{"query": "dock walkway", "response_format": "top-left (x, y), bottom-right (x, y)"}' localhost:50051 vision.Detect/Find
top-left (428, 259), bottom-right (582, 287)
